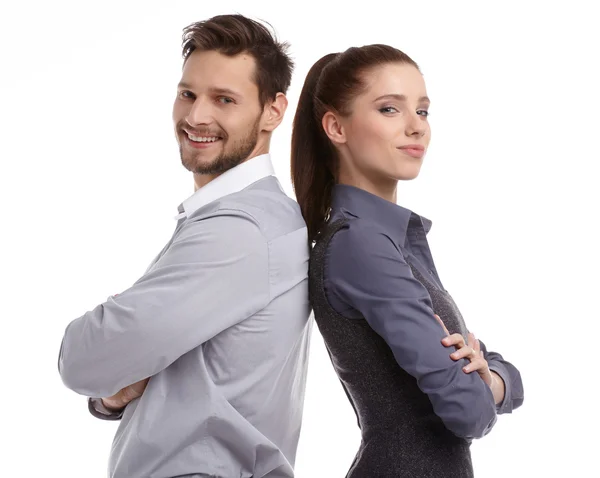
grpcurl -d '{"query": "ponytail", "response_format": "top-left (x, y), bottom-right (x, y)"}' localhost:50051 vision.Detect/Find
top-left (291, 53), bottom-right (339, 243)
top-left (292, 45), bottom-right (418, 242)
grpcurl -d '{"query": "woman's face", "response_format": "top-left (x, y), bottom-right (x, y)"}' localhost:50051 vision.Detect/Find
top-left (328, 63), bottom-right (431, 189)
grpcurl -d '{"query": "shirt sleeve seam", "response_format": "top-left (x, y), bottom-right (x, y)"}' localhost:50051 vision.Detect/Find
top-left (214, 206), bottom-right (271, 302)
top-left (326, 219), bottom-right (404, 319)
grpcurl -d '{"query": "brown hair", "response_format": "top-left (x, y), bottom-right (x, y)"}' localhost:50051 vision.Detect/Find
top-left (290, 44), bottom-right (419, 242)
top-left (181, 14), bottom-right (293, 106)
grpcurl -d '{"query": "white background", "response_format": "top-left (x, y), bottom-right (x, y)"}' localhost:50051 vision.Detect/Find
top-left (1, 1), bottom-right (598, 476)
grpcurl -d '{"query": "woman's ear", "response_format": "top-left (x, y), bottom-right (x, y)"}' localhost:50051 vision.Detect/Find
top-left (322, 111), bottom-right (347, 145)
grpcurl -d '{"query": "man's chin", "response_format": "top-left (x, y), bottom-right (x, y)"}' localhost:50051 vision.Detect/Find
top-left (182, 155), bottom-right (216, 173)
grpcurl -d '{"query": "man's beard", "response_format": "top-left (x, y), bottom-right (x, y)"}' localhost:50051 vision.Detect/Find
top-left (180, 116), bottom-right (261, 175)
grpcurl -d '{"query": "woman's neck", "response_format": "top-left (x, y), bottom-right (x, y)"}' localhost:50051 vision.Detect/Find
top-left (337, 174), bottom-right (398, 204)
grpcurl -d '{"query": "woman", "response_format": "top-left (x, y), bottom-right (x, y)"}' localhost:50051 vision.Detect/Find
top-left (291, 45), bottom-right (524, 477)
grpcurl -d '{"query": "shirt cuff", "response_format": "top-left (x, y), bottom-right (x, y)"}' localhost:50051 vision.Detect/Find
top-left (488, 361), bottom-right (512, 414)
top-left (88, 397), bottom-right (124, 421)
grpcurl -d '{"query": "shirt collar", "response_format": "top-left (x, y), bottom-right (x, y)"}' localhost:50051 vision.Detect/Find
top-left (175, 153), bottom-right (275, 220)
top-left (331, 184), bottom-right (432, 242)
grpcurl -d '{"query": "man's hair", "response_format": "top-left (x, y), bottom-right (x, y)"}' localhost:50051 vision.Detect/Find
top-left (182, 14), bottom-right (294, 106)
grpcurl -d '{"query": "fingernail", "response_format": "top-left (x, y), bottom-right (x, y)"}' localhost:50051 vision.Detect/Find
top-left (463, 366), bottom-right (470, 372)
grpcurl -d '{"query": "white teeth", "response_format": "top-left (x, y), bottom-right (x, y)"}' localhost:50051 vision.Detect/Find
top-left (188, 134), bottom-right (219, 143)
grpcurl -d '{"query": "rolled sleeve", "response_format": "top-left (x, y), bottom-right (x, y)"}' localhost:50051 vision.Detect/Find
top-left (480, 340), bottom-right (524, 414)
top-left (58, 209), bottom-right (271, 398)
top-left (87, 397), bottom-right (124, 421)
top-left (327, 222), bottom-right (497, 440)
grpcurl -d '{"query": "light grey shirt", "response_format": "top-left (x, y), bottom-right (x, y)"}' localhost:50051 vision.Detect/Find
top-left (58, 154), bottom-right (312, 478)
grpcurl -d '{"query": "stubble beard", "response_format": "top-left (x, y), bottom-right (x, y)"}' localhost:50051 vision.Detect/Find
top-left (180, 116), bottom-right (261, 175)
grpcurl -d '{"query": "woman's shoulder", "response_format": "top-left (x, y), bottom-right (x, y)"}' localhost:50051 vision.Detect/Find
top-left (317, 214), bottom-right (401, 262)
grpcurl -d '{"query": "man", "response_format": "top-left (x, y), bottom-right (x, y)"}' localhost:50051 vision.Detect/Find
top-left (58, 14), bottom-right (311, 478)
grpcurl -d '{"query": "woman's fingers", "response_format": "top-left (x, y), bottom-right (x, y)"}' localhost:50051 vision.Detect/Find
top-left (450, 344), bottom-right (480, 361)
top-left (434, 314), bottom-right (450, 336)
top-left (442, 333), bottom-right (466, 348)
top-left (463, 356), bottom-right (488, 373)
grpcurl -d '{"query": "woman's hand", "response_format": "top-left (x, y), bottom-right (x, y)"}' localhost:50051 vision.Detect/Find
top-left (434, 315), bottom-right (493, 387)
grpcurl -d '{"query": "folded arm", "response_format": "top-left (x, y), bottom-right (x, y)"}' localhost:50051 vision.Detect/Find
top-left (58, 209), bottom-right (270, 399)
top-left (479, 340), bottom-right (524, 414)
top-left (328, 222), bottom-right (497, 440)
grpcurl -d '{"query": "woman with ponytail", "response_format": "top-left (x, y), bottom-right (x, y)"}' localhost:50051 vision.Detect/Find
top-left (291, 45), bottom-right (523, 477)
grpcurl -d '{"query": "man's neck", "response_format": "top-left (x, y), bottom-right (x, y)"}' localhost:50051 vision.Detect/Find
top-left (193, 149), bottom-right (270, 191)
top-left (194, 172), bottom-right (221, 191)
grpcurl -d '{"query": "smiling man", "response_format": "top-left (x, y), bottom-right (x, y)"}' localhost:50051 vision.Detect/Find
top-left (58, 15), bottom-right (311, 478)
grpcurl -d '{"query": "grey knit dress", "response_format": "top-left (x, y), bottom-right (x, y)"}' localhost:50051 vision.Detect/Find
top-left (310, 218), bottom-right (474, 478)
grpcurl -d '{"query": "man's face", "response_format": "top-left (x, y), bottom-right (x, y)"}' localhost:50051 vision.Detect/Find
top-left (172, 50), bottom-right (263, 177)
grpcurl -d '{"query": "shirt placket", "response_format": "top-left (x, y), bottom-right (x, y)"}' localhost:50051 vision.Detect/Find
top-left (406, 224), bottom-right (445, 291)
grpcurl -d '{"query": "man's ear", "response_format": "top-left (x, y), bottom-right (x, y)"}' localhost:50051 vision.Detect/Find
top-left (261, 93), bottom-right (288, 132)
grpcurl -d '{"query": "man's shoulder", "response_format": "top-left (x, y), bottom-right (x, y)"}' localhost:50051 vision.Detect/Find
top-left (215, 177), bottom-right (307, 242)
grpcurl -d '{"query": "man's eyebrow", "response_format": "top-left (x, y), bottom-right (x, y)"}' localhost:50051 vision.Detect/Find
top-left (177, 82), bottom-right (242, 98)
top-left (209, 87), bottom-right (242, 97)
